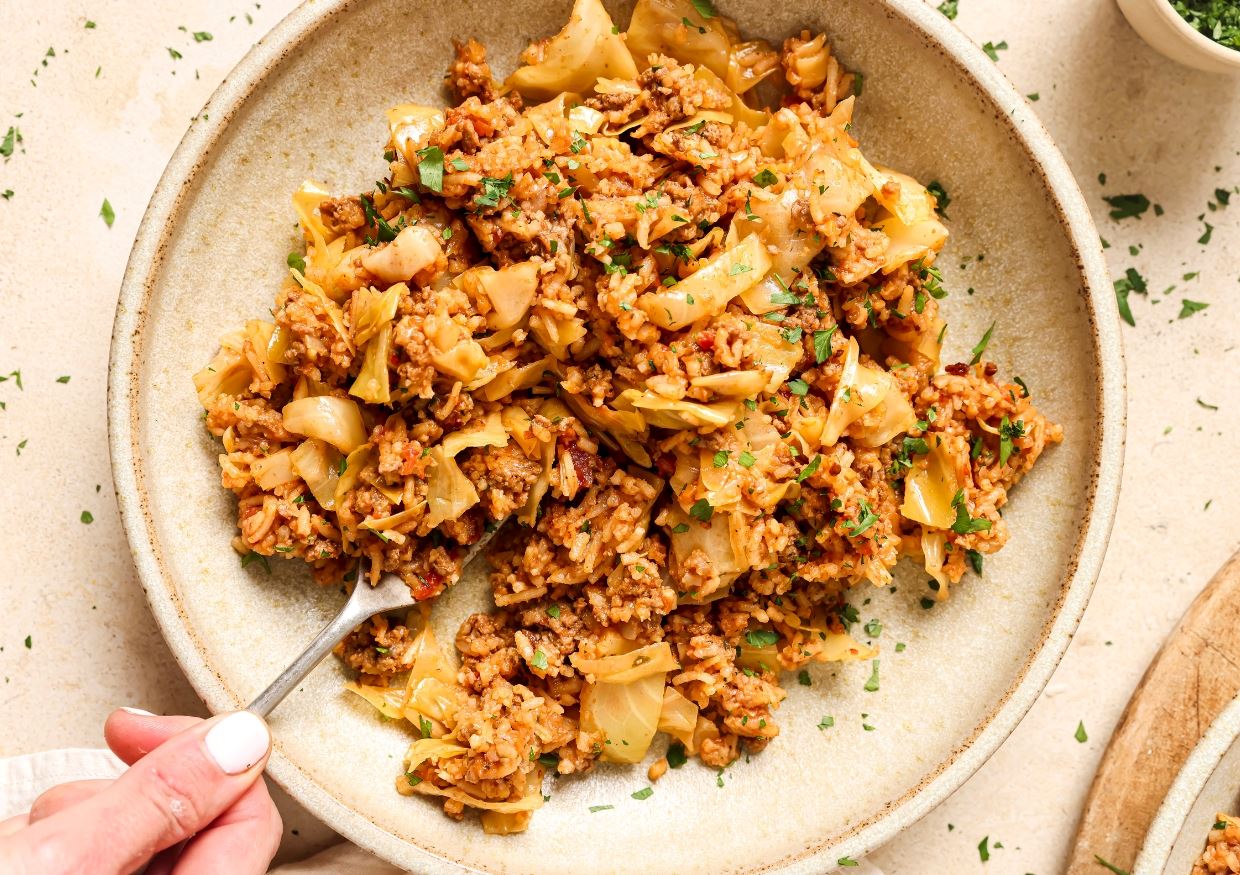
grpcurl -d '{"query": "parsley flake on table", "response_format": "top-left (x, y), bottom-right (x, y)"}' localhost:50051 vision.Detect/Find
top-left (978, 836), bottom-right (991, 862)
top-left (981, 40), bottom-right (1008, 61)
top-left (1, 126), bottom-right (21, 158)
top-left (817, 715), bottom-right (834, 730)
top-left (240, 551), bottom-right (270, 574)
top-left (24, 635), bottom-right (31, 649)
top-left (588, 804), bottom-right (613, 813)
top-left (837, 857), bottom-right (859, 868)
top-left (1178, 299), bottom-right (1209, 318)
top-left (938, 0), bottom-right (958, 19)
top-left (863, 660), bottom-right (880, 692)
top-left (1075, 720), bottom-right (1088, 743)
top-left (666, 741), bottom-right (688, 768)
top-left (631, 787), bottom-right (653, 801)
top-left (1198, 222), bottom-right (1214, 244)
top-left (193, 31), bottom-right (213, 42)
top-left (80, 510), bottom-right (94, 524)
top-left (100, 198), bottom-right (115, 227)
top-left (969, 322), bottom-right (995, 364)
top-left (167, 47), bottom-right (182, 60)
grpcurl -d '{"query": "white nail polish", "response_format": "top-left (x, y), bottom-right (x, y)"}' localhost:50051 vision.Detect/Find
top-left (121, 707), bottom-right (155, 716)
top-left (204, 711), bottom-right (271, 775)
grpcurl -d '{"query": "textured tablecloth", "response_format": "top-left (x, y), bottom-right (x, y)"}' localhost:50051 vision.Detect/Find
top-left (0, 0), bottom-right (1237, 871)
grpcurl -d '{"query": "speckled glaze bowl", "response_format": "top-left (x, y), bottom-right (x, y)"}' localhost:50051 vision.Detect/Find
top-left (1134, 695), bottom-right (1240, 875)
top-left (108, 1), bottom-right (1124, 872)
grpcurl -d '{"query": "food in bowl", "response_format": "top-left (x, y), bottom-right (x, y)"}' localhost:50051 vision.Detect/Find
top-left (193, 0), bottom-right (1062, 833)
top-left (1194, 814), bottom-right (1240, 874)
top-left (1171, 0), bottom-right (1240, 51)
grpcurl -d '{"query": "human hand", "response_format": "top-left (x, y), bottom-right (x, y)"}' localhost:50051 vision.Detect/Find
top-left (0, 709), bottom-right (282, 875)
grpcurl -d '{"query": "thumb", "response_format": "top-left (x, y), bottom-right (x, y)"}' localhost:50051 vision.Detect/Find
top-left (18, 711), bottom-right (271, 875)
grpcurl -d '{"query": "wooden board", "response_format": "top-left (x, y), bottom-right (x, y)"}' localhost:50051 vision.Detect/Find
top-left (1069, 550), bottom-right (1240, 874)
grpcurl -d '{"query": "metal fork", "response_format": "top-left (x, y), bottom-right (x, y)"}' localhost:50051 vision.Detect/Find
top-left (247, 532), bottom-right (495, 717)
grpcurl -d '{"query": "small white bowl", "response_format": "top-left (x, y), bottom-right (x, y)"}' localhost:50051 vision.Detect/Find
top-left (1117, 0), bottom-right (1240, 73)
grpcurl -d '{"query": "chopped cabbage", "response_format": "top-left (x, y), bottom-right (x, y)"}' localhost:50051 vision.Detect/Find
top-left (901, 439), bottom-right (961, 529)
top-left (350, 326), bottom-right (394, 405)
top-left (360, 225), bottom-right (443, 285)
top-left (282, 395), bottom-right (368, 453)
top-left (733, 188), bottom-right (829, 314)
top-left (614, 389), bottom-right (741, 431)
top-left (571, 642), bottom-right (679, 684)
top-left (636, 234), bottom-right (771, 329)
top-left (458, 261), bottom-right (539, 330)
top-left (386, 104), bottom-right (445, 166)
top-left (481, 356), bottom-right (553, 402)
top-left (822, 337), bottom-right (892, 446)
top-left (626, 0), bottom-right (732, 79)
top-left (656, 685), bottom-right (699, 748)
top-left (289, 439), bottom-right (343, 509)
top-left (441, 410), bottom-right (507, 457)
top-left (424, 446), bottom-right (479, 528)
top-left (350, 284), bottom-right (404, 348)
top-left (193, 331), bottom-right (251, 407)
top-left (579, 671), bottom-right (666, 764)
top-left (251, 448), bottom-right (300, 491)
top-left (506, 0), bottom-right (638, 101)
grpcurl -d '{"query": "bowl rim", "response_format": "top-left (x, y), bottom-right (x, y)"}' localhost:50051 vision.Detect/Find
top-left (107, 0), bottom-right (1126, 870)
top-left (1133, 694), bottom-right (1240, 875)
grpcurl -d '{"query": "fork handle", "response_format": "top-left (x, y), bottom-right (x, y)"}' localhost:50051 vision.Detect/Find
top-left (246, 594), bottom-right (374, 718)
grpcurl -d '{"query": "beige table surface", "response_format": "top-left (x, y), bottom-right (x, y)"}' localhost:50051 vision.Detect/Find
top-left (1, 0), bottom-right (1237, 872)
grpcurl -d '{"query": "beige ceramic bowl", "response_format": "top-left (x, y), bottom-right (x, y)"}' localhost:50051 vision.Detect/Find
top-left (109, 1), bottom-right (1124, 872)
top-left (1134, 695), bottom-right (1240, 875)
top-left (1117, 0), bottom-right (1240, 74)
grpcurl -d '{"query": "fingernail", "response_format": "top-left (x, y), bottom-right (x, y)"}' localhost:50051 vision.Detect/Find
top-left (204, 711), bottom-right (271, 775)
top-left (121, 706), bottom-right (155, 716)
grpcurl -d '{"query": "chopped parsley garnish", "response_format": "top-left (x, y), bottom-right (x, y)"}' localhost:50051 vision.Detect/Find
top-left (1172, 0), bottom-right (1240, 50)
top-left (1014, 375), bottom-right (1030, 397)
top-left (192, 31), bottom-right (213, 42)
top-left (689, 498), bottom-right (714, 522)
top-left (666, 741), bottom-right (688, 768)
top-left (998, 417), bottom-right (1025, 466)
top-left (926, 180), bottom-right (950, 217)
top-left (0, 127), bottom-right (20, 159)
top-left (474, 173), bottom-right (514, 208)
top-left (449, 157), bottom-right (469, 171)
top-left (813, 327), bottom-right (836, 363)
top-left (547, 604), bottom-right (561, 619)
top-left (419, 716), bottom-right (433, 738)
top-left (167, 47), bottom-right (183, 60)
top-left (967, 549), bottom-right (984, 574)
top-left (845, 500), bottom-right (880, 537)
top-left (1075, 720), bottom-right (1088, 743)
top-left (978, 836), bottom-right (991, 862)
top-left (1199, 222), bottom-right (1214, 245)
top-left (415, 146), bottom-right (445, 193)
top-left (588, 804), bottom-right (613, 813)
top-left (56, 376), bottom-right (70, 384)
top-left (797, 670), bottom-right (812, 686)
top-left (359, 194), bottom-right (399, 242)
top-left (672, 523), bottom-right (690, 534)
top-left (950, 490), bottom-right (992, 534)
top-left (753, 168), bottom-right (778, 187)
top-left (745, 629), bottom-right (779, 648)
top-left (24, 635), bottom-right (31, 649)
top-left (80, 510), bottom-right (94, 524)
top-left (729, 262), bottom-right (752, 275)
top-left (981, 40), bottom-right (1008, 61)
top-left (1197, 397), bottom-right (1219, 411)
top-left (787, 378), bottom-right (809, 396)
top-left (781, 326), bottom-right (803, 344)
top-left (690, 0), bottom-right (717, 18)
top-left (531, 649), bottom-right (549, 670)
top-left (818, 715), bottom-right (835, 730)
top-left (864, 618), bottom-right (882, 638)
top-left (1103, 193), bottom-right (1150, 221)
top-left (241, 551), bottom-right (271, 574)
top-left (712, 450), bottom-right (729, 468)
top-left (100, 198), bottom-right (115, 228)
top-left (837, 856), bottom-right (858, 867)
top-left (797, 454), bottom-right (821, 483)
top-left (287, 252), bottom-right (306, 272)
top-left (737, 450), bottom-right (756, 468)
top-left (631, 787), bottom-right (653, 800)
top-left (1179, 299), bottom-right (1209, 318)
top-left (863, 659), bottom-right (880, 692)
top-left (1113, 267), bottom-right (1147, 326)
top-left (969, 321), bottom-right (995, 365)
top-left (937, 0), bottom-right (958, 19)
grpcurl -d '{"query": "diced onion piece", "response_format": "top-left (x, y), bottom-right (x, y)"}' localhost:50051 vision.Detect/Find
top-left (251, 448), bottom-right (300, 491)
top-left (424, 446), bottom-right (479, 528)
top-left (482, 356), bottom-right (552, 402)
top-left (656, 685), bottom-right (699, 747)
top-left (505, 0), bottom-right (637, 101)
top-left (637, 234), bottom-right (772, 330)
top-left (689, 370), bottom-right (766, 398)
top-left (571, 642), bottom-right (679, 684)
top-left (350, 326), bottom-right (394, 404)
top-left (626, 0), bottom-right (732, 78)
top-left (290, 439), bottom-right (342, 509)
top-left (901, 440), bottom-right (961, 529)
top-left (734, 188), bottom-right (829, 314)
top-left (580, 671), bottom-right (666, 764)
top-left (361, 225), bottom-right (443, 285)
top-left (459, 262), bottom-right (539, 330)
top-left (282, 395), bottom-right (368, 453)
top-left (441, 411), bottom-right (507, 457)
top-left (193, 332), bottom-right (251, 407)
top-left (821, 337), bottom-right (891, 447)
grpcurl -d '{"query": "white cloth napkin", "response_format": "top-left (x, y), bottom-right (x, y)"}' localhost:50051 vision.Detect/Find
top-left (0, 749), bottom-right (884, 874)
